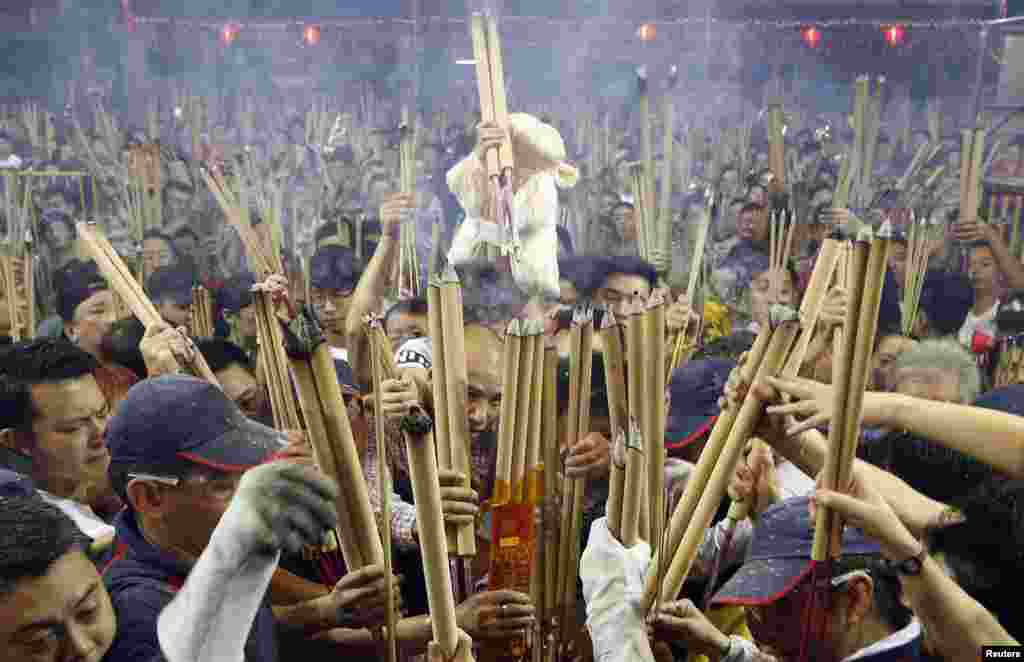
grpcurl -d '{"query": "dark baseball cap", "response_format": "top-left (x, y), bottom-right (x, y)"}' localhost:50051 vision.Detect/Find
top-left (0, 469), bottom-right (35, 498)
top-left (55, 260), bottom-right (109, 322)
top-left (975, 384), bottom-right (1024, 417)
top-left (666, 359), bottom-right (733, 450)
top-left (147, 265), bottom-right (195, 307)
top-left (712, 496), bottom-right (881, 606)
top-left (105, 375), bottom-right (286, 474)
top-left (310, 245), bottom-right (359, 292)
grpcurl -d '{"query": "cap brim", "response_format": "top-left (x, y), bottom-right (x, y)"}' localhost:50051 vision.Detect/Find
top-left (177, 417), bottom-right (286, 473)
top-left (665, 413), bottom-right (718, 450)
top-left (711, 558), bottom-right (813, 606)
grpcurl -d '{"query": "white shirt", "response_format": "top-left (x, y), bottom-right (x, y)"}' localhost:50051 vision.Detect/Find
top-left (958, 300), bottom-right (999, 351)
top-left (39, 491), bottom-right (116, 541)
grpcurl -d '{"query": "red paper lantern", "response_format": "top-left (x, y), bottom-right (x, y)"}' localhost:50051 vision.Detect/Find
top-left (638, 23), bottom-right (656, 42)
top-left (303, 25), bottom-right (320, 46)
top-left (884, 24), bottom-right (905, 47)
top-left (801, 26), bottom-right (821, 49)
top-left (221, 23), bottom-right (239, 46)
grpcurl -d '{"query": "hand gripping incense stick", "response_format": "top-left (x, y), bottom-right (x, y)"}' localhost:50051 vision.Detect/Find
top-left (284, 307), bottom-right (385, 572)
top-left (401, 407), bottom-right (472, 662)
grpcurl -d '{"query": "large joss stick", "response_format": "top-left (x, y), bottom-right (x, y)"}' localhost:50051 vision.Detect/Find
top-left (550, 307), bottom-right (594, 658)
top-left (253, 284), bottom-right (302, 432)
top-left (656, 68), bottom-right (680, 278)
top-left (428, 267), bottom-right (476, 557)
top-left (620, 298), bottom-right (646, 547)
top-left (76, 222), bottom-right (220, 387)
top-left (200, 166), bottom-right (279, 278)
top-left (859, 77), bottom-right (885, 199)
top-left (535, 343), bottom-right (558, 662)
top-left (285, 308), bottom-right (385, 573)
top-left (669, 188), bottom-right (715, 376)
top-left (643, 291), bottom-right (667, 606)
top-left (834, 76), bottom-right (869, 209)
top-left (801, 226), bottom-right (890, 662)
top-left (398, 111), bottom-right (420, 298)
top-left (485, 318), bottom-right (544, 662)
top-left (600, 311), bottom-right (628, 541)
top-left (641, 233), bottom-right (842, 612)
top-left (812, 226), bottom-right (890, 560)
top-left (902, 213), bottom-right (931, 337)
top-left (400, 410), bottom-right (472, 662)
top-left (658, 309), bottom-right (800, 604)
top-left (767, 104), bottom-right (786, 191)
top-left (191, 285), bottom-right (215, 338)
top-left (1, 175), bottom-right (34, 341)
top-left (470, 12), bottom-right (514, 257)
top-left (367, 317), bottom-right (400, 662)
top-left (629, 162), bottom-right (652, 260)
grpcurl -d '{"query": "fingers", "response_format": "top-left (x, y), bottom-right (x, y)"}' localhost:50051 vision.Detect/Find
top-left (334, 564), bottom-right (388, 591)
top-left (812, 488), bottom-right (869, 524)
top-left (144, 321), bottom-right (171, 337)
top-left (765, 400), bottom-right (818, 416)
top-left (486, 590), bottom-right (533, 606)
top-left (785, 413), bottom-right (830, 437)
top-left (437, 469), bottom-right (470, 488)
top-left (764, 375), bottom-right (814, 399)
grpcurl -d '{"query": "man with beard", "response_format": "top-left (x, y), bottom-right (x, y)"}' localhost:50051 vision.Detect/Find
top-left (0, 339), bottom-right (120, 537)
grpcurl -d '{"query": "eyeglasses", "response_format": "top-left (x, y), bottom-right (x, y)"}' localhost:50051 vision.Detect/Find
top-left (126, 472), bottom-right (181, 487)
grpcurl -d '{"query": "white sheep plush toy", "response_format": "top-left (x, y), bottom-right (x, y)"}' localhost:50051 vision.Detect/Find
top-left (446, 112), bottom-right (578, 301)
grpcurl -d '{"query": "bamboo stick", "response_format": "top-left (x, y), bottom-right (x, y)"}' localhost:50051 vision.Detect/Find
top-left (440, 269), bottom-right (475, 556)
top-left (621, 298), bottom-right (646, 546)
top-left (368, 318), bottom-right (399, 662)
top-left (658, 71), bottom-right (679, 276)
top-left (768, 105), bottom-right (786, 190)
top-left (426, 278), bottom-right (456, 549)
top-left (644, 291), bottom-right (667, 611)
top-left (512, 324), bottom-right (537, 502)
top-left (292, 359), bottom-right (365, 571)
top-left (494, 319), bottom-right (522, 507)
top-left (600, 311), bottom-right (628, 539)
top-left (812, 230), bottom-right (871, 561)
top-left (966, 128), bottom-right (987, 224)
top-left (541, 345), bottom-right (560, 637)
top-left (401, 412), bottom-right (466, 660)
top-left (661, 311), bottom-right (800, 602)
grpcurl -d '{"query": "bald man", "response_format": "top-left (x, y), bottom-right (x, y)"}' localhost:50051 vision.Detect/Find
top-left (366, 324), bottom-right (503, 549)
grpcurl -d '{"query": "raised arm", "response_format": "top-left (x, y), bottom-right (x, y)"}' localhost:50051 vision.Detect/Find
top-left (343, 193), bottom-right (414, 385)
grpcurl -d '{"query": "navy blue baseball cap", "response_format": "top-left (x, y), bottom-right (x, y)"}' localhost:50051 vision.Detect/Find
top-left (0, 469), bottom-right (35, 498)
top-left (105, 375), bottom-right (286, 474)
top-left (712, 496), bottom-right (881, 606)
top-left (974, 384), bottom-right (1024, 418)
top-left (666, 359), bottom-right (734, 451)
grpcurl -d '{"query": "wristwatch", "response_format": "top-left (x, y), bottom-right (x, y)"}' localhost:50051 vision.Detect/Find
top-left (886, 545), bottom-right (928, 576)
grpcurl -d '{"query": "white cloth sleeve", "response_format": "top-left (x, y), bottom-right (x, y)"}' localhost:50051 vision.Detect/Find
top-left (510, 173), bottom-right (561, 300)
top-left (156, 497), bottom-right (280, 662)
top-left (579, 517), bottom-right (655, 662)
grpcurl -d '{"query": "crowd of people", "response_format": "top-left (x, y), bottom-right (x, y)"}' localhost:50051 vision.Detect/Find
top-left (0, 51), bottom-right (1023, 662)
